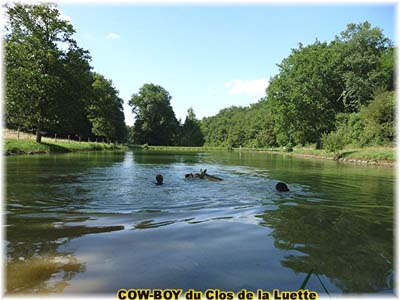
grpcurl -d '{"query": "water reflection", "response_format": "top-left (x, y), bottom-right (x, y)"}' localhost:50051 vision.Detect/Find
top-left (6, 153), bottom-right (126, 294)
top-left (5, 150), bottom-right (394, 294)
top-left (257, 200), bottom-right (393, 293)
top-left (6, 213), bottom-right (124, 293)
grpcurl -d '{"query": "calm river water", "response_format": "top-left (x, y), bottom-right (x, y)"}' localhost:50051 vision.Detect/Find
top-left (6, 150), bottom-right (394, 295)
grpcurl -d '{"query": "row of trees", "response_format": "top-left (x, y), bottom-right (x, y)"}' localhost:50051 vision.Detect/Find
top-left (7, 4), bottom-right (392, 149)
top-left (5, 3), bottom-right (127, 143)
top-left (200, 22), bottom-right (395, 149)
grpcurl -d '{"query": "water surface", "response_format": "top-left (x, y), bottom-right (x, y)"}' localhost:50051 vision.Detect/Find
top-left (6, 150), bottom-right (394, 295)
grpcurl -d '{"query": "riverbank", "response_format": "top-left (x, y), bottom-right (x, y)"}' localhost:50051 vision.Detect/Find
top-left (5, 139), bottom-right (126, 155)
top-left (290, 146), bottom-right (395, 167)
top-left (130, 145), bottom-right (395, 167)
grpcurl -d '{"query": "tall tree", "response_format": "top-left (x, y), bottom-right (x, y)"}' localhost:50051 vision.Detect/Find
top-left (266, 41), bottom-right (343, 146)
top-left (266, 22), bottom-right (393, 146)
top-left (333, 22), bottom-right (393, 112)
top-left (88, 73), bottom-right (126, 143)
top-left (5, 3), bottom-right (76, 142)
top-left (54, 46), bottom-right (94, 139)
top-left (179, 108), bottom-right (204, 146)
top-left (129, 84), bottom-right (179, 146)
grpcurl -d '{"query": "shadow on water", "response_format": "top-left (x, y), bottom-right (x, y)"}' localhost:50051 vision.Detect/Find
top-left (257, 199), bottom-right (393, 293)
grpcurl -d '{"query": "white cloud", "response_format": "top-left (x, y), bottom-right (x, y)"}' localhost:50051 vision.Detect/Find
top-left (225, 77), bottom-right (269, 98)
top-left (106, 32), bottom-right (120, 40)
top-left (59, 10), bottom-right (72, 23)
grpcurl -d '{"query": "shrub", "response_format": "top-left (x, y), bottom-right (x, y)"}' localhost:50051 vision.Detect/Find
top-left (322, 131), bottom-right (345, 159)
top-left (361, 91), bottom-right (395, 145)
top-left (284, 142), bottom-right (293, 152)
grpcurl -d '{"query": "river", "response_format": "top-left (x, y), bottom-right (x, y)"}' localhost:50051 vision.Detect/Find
top-left (6, 150), bottom-right (394, 295)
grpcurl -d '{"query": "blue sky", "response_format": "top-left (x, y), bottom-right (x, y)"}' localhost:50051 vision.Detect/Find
top-left (59, 4), bottom-right (396, 126)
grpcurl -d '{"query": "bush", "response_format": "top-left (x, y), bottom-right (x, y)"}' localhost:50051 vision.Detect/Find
top-left (335, 112), bottom-right (364, 146)
top-left (284, 142), bottom-right (293, 152)
top-left (322, 131), bottom-right (345, 159)
top-left (361, 90), bottom-right (395, 145)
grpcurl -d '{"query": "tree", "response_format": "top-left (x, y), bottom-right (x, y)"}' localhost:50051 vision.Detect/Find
top-left (360, 91), bottom-right (395, 145)
top-left (88, 73), bottom-right (126, 143)
top-left (5, 3), bottom-right (76, 142)
top-left (322, 130), bottom-right (345, 159)
top-left (267, 41), bottom-right (342, 146)
top-left (54, 46), bottom-right (94, 139)
top-left (129, 84), bottom-right (179, 146)
top-left (179, 108), bottom-right (204, 146)
top-left (266, 22), bottom-right (394, 147)
top-left (334, 22), bottom-right (394, 112)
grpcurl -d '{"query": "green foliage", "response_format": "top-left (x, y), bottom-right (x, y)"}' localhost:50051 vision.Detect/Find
top-left (361, 91), bottom-right (395, 145)
top-left (334, 112), bottom-right (365, 146)
top-left (54, 47), bottom-right (94, 138)
top-left (322, 131), bottom-right (346, 159)
top-left (267, 41), bottom-right (342, 146)
top-left (5, 3), bottom-right (75, 142)
top-left (88, 73), bottom-right (126, 143)
top-left (129, 84), bottom-right (179, 146)
top-left (5, 3), bottom-right (126, 144)
top-left (267, 21), bottom-right (393, 147)
top-left (334, 22), bottom-right (394, 112)
top-left (284, 142), bottom-right (293, 152)
top-left (201, 100), bottom-right (276, 148)
top-left (179, 108), bottom-right (204, 146)
top-left (333, 91), bottom-right (394, 147)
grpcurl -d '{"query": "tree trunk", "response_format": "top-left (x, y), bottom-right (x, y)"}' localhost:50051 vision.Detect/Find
top-left (36, 128), bottom-right (42, 143)
top-left (17, 127), bottom-right (20, 140)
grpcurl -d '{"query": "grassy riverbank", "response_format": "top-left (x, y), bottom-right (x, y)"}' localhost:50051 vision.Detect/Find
top-left (5, 139), bottom-right (126, 155)
top-left (290, 146), bottom-right (394, 166)
top-left (130, 144), bottom-right (395, 166)
top-left (292, 146), bottom-right (394, 160)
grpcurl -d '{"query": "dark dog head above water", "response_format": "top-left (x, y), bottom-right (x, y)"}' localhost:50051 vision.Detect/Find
top-left (276, 182), bottom-right (289, 192)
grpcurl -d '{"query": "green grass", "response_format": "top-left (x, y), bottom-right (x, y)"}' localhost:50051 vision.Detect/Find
top-left (341, 147), bottom-right (395, 161)
top-left (292, 146), bottom-right (395, 162)
top-left (5, 139), bottom-right (126, 155)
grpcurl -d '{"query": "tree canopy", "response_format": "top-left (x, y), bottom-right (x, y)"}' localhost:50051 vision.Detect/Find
top-left (5, 3), bottom-right (127, 143)
top-left (89, 73), bottom-right (127, 143)
top-left (5, 6), bottom-right (394, 151)
top-left (5, 3), bottom-right (75, 142)
top-left (179, 108), bottom-right (204, 146)
top-left (129, 83), bottom-right (179, 146)
top-left (200, 21), bottom-right (394, 149)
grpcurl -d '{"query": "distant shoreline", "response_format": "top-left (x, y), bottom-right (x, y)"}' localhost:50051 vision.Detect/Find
top-left (4, 140), bottom-right (394, 167)
top-left (129, 145), bottom-right (395, 168)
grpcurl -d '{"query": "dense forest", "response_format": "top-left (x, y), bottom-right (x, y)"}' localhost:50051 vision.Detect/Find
top-left (5, 3), bottom-right (127, 143)
top-left (130, 21), bottom-right (395, 152)
top-left (5, 3), bottom-right (395, 151)
top-left (201, 22), bottom-right (395, 150)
